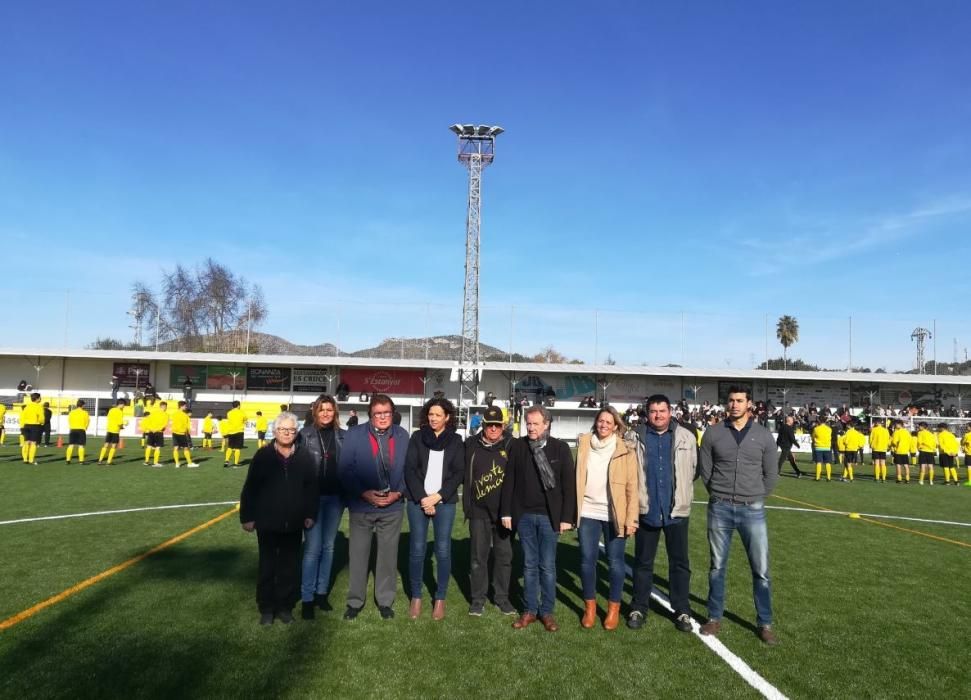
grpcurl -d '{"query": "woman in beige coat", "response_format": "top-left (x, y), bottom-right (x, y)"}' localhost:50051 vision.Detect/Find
top-left (574, 406), bottom-right (639, 629)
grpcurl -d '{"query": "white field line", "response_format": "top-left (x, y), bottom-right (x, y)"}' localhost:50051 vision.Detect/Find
top-left (0, 501), bottom-right (239, 526)
top-left (690, 501), bottom-right (971, 528)
top-left (607, 545), bottom-right (787, 700)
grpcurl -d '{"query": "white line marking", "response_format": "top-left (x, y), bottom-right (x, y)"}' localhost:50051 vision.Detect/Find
top-left (0, 501), bottom-right (239, 526)
top-left (690, 501), bottom-right (971, 528)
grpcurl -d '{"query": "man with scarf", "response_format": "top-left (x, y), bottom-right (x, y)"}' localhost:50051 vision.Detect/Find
top-left (500, 405), bottom-right (576, 632)
top-left (464, 406), bottom-right (516, 617)
top-left (338, 394), bottom-right (408, 620)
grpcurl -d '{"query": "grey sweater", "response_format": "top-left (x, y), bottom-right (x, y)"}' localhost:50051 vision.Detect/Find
top-left (699, 419), bottom-right (778, 501)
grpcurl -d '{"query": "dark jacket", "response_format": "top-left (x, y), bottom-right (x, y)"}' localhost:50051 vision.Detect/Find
top-left (338, 422), bottom-right (408, 513)
top-left (297, 423), bottom-right (346, 496)
top-left (239, 443), bottom-right (318, 533)
top-left (499, 436), bottom-right (576, 531)
top-left (776, 423), bottom-right (799, 450)
top-left (463, 433), bottom-right (513, 521)
top-left (404, 429), bottom-right (465, 504)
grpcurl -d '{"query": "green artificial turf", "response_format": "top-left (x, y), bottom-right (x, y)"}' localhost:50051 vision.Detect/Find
top-left (0, 443), bottom-right (968, 699)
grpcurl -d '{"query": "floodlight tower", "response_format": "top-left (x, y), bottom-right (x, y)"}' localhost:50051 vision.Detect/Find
top-left (449, 123), bottom-right (503, 420)
top-left (911, 327), bottom-right (931, 374)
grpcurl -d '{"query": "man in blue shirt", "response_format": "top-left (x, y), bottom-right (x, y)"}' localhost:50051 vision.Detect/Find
top-left (628, 394), bottom-right (698, 632)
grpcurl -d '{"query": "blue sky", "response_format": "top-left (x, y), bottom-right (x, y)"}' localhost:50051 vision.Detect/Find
top-left (2, 1), bottom-right (970, 371)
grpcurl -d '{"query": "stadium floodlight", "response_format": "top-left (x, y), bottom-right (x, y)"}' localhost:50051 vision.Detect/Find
top-left (489, 126), bottom-right (504, 136)
top-left (476, 125), bottom-right (491, 135)
top-left (449, 124), bottom-right (463, 135)
top-left (462, 124), bottom-right (476, 135)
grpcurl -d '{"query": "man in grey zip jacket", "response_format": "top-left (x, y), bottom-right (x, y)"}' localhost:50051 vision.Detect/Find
top-left (698, 385), bottom-right (780, 646)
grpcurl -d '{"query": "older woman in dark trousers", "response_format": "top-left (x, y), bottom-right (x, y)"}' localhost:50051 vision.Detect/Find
top-left (404, 397), bottom-right (465, 620)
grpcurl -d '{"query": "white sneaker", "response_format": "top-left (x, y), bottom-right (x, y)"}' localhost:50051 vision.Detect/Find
top-left (187, 462), bottom-right (199, 468)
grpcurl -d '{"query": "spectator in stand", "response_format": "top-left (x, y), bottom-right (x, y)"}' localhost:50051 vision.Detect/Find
top-left (346, 409), bottom-right (359, 429)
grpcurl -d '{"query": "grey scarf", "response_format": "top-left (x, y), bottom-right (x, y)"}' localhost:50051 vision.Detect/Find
top-left (528, 432), bottom-right (556, 491)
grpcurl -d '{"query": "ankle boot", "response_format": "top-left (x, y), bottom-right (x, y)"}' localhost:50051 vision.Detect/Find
top-left (432, 599), bottom-right (446, 620)
top-left (603, 601), bottom-right (621, 630)
top-left (409, 597), bottom-right (422, 619)
top-left (581, 599), bottom-right (597, 629)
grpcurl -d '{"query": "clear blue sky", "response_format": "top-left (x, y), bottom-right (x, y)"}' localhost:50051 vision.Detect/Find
top-left (2, 1), bottom-right (970, 371)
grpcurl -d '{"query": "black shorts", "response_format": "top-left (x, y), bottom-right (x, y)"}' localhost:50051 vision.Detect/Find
top-left (940, 454), bottom-right (955, 468)
top-left (843, 451), bottom-right (857, 463)
top-left (147, 431), bottom-right (164, 448)
top-left (871, 451), bottom-right (886, 461)
top-left (105, 431), bottom-right (120, 445)
top-left (68, 429), bottom-right (87, 446)
top-left (203, 432), bottom-right (212, 440)
top-left (228, 433), bottom-right (244, 449)
top-left (965, 455), bottom-right (971, 467)
top-left (173, 434), bottom-right (191, 449)
top-left (815, 449), bottom-right (832, 463)
top-left (257, 431), bottom-right (266, 440)
top-left (23, 425), bottom-right (42, 442)
top-left (918, 451), bottom-right (936, 464)
top-left (893, 453), bottom-right (910, 465)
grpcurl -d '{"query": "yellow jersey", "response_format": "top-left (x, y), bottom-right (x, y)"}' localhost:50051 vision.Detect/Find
top-left (203, 415), bottom-right (214, 433)
top-left (68, 407), bottom-right (90, 431)
top-left (226, 407), bottom-right (246, 434)
top-left (255, 416), bottom-right (269, 432)
top-left (152, 410), bottom-right (170, 433)
top-left (0, 405), bottom-right (6, 422)
top-left (218, 419), bottom-right (230, 436)
top-left (22, 401), bottom-right (44, 426)
top-left (916, 429), bottom-right (937, 453)
top-left (868, 425), bottom-right (890, 452)
top-left (962, 432), bottom-right (971, 455)
top-left (844, 428), bottom-right (865, 452)
top-left (890, 428), bottom-right (911, 455)
top-left (171, 411), bottom-right (190, 436)
top-left (812, 423), bottom-right (832, 449)
top-left (938, 430), bottom-right (958, 457)
top-left (107, 406), bottom-right (126, 433)
top-left (836, 433), bottom-right (847, 452)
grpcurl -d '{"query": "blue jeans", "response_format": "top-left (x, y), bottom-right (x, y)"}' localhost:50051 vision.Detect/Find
top-left (577, 517), bottom-right (627, 602)
top-left (706, 497), bottom-right (773, 627)
top-left (301, 494), bottom-right (344, 602)
top-left (407, 500), bottom-right (456, 600)
top-left (517, 512), bottom-right (558, 617)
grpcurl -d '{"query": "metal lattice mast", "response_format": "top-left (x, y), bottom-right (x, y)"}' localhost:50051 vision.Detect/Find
top-left (450, 123), bottom-right (503, 422)
top-left (911, 327), bottom-right (931, 374)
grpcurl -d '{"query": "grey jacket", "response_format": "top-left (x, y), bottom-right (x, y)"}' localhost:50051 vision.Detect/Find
top-left (633, 423), bottom-right (698, 518)
top-left (699, 419), bottom-right (778, 501)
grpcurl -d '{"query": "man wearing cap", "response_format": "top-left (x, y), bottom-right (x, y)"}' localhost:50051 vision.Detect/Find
top-left (463, 406), bottom-right (516, 617)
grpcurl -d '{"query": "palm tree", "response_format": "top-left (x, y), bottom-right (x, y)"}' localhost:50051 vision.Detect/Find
top-left (776, 315), bottom-right (799, 371)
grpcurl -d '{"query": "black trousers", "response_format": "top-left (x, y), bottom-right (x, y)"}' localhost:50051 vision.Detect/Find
top-left (41, 424), bottom-right (51, 445)
top-left (778, 446), bottom-right (802, 474)
top-left (630, 517), bottom-right (691, 616)
top-left (468, 517), bottom-right (513, 607)
top-left (256, 529), bottom-right (303, 614)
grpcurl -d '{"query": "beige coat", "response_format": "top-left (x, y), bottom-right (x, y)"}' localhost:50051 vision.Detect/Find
top-left (575, 432), bottom-right (640, 533)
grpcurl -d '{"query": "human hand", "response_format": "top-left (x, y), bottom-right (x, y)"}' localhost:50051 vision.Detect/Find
top-left (500, 517), bottom-right (512, 530)
top-left (242, 521), bottom-right (255, 532)
top-left (420, 493), bottom-right (442, 509)
top-left (625, 525), bottom-right (638, 537)
top-left (304, 518), bottom-right (315, 529)
top-left (559, 522), bottom-right (572, 533)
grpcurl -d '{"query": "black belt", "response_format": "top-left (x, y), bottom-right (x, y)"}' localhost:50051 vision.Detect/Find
top-left (711, 495), bottom-right (759, 506)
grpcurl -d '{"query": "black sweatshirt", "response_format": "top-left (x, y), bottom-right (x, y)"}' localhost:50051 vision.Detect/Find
top-left (239, 444), bottom-right (318, 533)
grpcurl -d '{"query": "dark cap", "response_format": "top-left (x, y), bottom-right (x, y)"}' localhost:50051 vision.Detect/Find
top-left (482, 406), bottom-right (504, 425)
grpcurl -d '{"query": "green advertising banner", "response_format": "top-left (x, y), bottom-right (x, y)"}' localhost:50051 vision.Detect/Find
top-left (170, 365), bottom-right (208, 387)
top-left (246, 366), bottom-right (291, 391)
top-left (206, 365), bottom-right (246, 391)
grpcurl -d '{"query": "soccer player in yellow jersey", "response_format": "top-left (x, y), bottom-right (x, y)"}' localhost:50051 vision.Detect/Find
top-left (21, 393), bottom-right (45, 464)
top-left (99, 399), bottom-right (128, 464)
top-left (890, 421), bottom-right (911, 483)
top-left (936, 423), bottom-right (959, 485)
top-left (225, 400), bottom-right (246, 467)
top-left (836, 429), bottom-right (847, 479)
top-left (812, 419), bottom-right (833, 481)
top-left (909, 430), bottom-right (919, 467)
top-left (147, 402), bottom-right (169, 467)
top-left (255, 411), bottom-right (269, 448)
top-left (841, 423), bottom-right (865, 483)
top-left (961, 429), bottom-right (971, 485)
top-left (202, 412), bottom-right (215, 450)
top-left (218, 417), bottom-right (229, 454)
top-left (65, 400), bottom-right (91, 464)
top-left (915, 422), bottom-right (937, 485)
top-left (868, 420), bottom-right (891, 482)
top-left (171, 401), bottom-right (198, 468)
top-left (0, 403), bottom-right (7, 445)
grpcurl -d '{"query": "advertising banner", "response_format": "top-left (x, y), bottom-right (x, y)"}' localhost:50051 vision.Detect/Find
top-left (340, 368), bottom-right (425, 395)
top-left (206, 365), bottom-right (246, 391)
top-left (112, 362), bottom-right (151, 388)
top-left (246, 366), bottom-right (292, 391)
top-left (292, 368), bottom-right (329, 393)
top-left (170, 365), bottom-right (208, 387)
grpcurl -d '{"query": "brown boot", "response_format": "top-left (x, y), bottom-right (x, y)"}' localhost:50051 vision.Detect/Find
top-left (409, 598), bottom-right (422, 619)
top-left (603, 601), bottom-right (621, 630)
top-left (432, 599), bottom-right (446, 621)
top-left (581, 600), bottom-right (597, 629)
top-left (513, 612), bottom-right (537, 629)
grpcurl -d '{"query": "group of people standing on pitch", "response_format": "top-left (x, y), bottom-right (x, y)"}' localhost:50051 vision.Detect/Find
top-left (238, 386), bottom-right (781, 645)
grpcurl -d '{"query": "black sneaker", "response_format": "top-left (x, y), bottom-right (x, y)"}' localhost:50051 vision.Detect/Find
top-left (673, 612), bottom-right (693, 632)
top-left (469, 603), bottom-right (485, 617)
top-left (224, 462), bottom-right (231, 469)
top-left (378, 606), bottom-right (395, 620)
top-left (315, 593), bottom-right (332, 611)
top-left (496, 601), bottom-right (517, 616)
top-left (276, 610), bottom-right (294, 624)
top-left (343, 606), bottom-right (361, 620)
top-left (259, 612), bottom-right (274, 626)
top-left (301, 602), bottom-right (315, 620)
top-left (627, 610), bottom-right (646, 630)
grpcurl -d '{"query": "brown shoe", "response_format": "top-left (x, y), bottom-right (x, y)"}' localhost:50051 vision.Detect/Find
top-left (409, 598), bottom-right (422, 620)
top-left (512, 613), bottom-right (537, 629)
top-left (581, 600), bottom-right (597, 629)
top-left (539, 614), bottom-right (559, 632)
top-left (758, 625), bottom-right (779, 646)
top-left (603, 601), bottom-right (621, 631)
top-left (700, 619), bottom-right (721, 636)
top-left (432, 599), bottom-right (446, 621)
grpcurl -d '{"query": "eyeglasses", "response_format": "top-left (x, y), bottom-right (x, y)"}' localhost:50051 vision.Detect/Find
top-left (371, 411), bottom-right (392, 418)
top-left (276, 427), bottom-right (297, 434)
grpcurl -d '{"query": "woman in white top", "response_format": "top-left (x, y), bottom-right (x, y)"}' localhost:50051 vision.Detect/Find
top-left (574, 406), bottom-right (640, 630)
top-left (404, 397), bottom-right (466, 620)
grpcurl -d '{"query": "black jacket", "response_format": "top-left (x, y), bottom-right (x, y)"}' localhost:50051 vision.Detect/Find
top-left (463, 433), bottom-right (513, 521)
top-left (239, 444), bottom-right (318, 533)
top-left (499, 436), bottom-right (576, 531)
top-left (297, 424), bottom-right (346, 496)
top-left (404, 429), bottom-right (465, 504)
top-left (776, 423), bottom-right (799, 450)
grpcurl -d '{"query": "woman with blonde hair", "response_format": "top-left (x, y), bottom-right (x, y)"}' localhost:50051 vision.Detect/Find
top-left (574, 405), bottom-right (639, 630)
